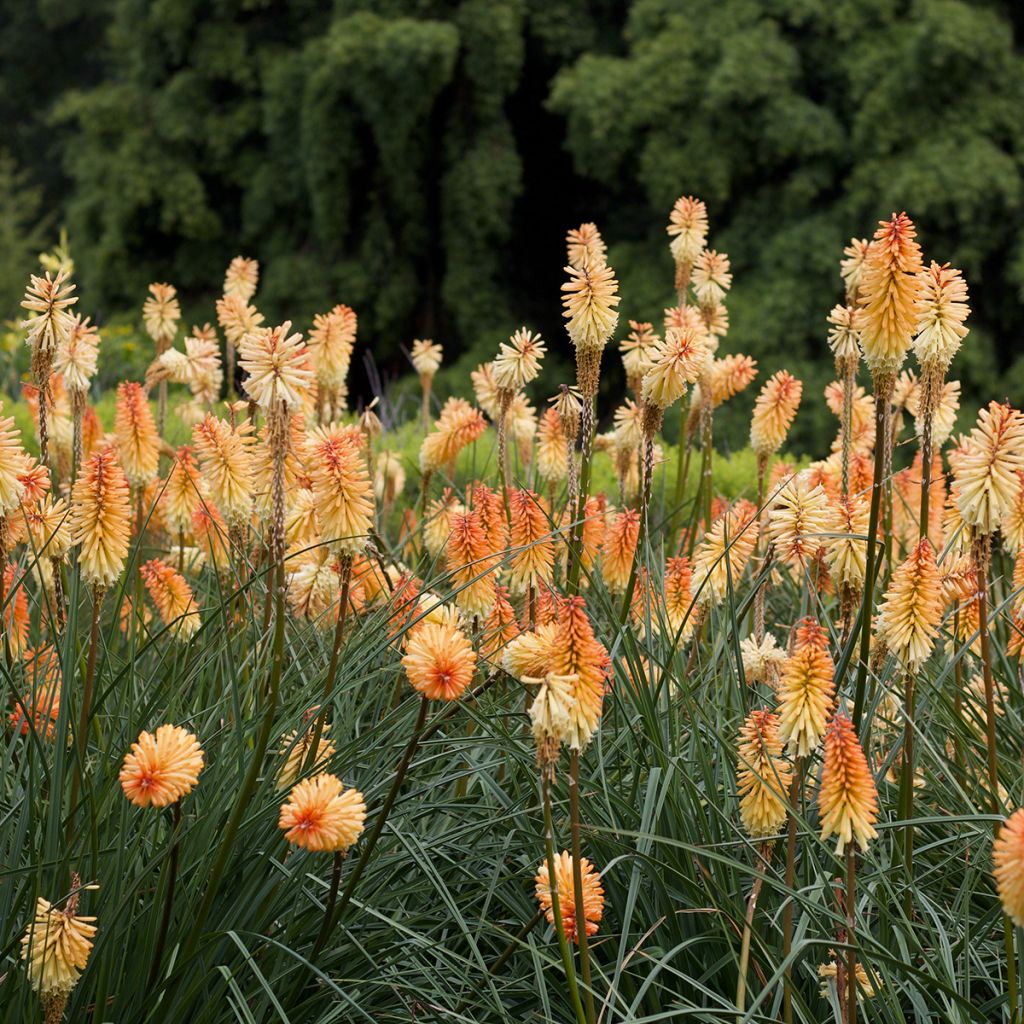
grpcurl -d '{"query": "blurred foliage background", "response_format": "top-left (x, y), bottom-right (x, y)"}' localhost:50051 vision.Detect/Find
top-left (4, 0), bottom-right (1024, 454)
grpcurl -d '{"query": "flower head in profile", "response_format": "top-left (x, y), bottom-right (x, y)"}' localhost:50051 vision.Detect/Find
top-left (21, 887), bottom-right (97, 997)
top-left (777, 619), bottom-right (835, 757)
top-left (561, 258), bottom-right (620, 353)
top-left (737, 710), bottom-right (792, 839)
top-left (826, 304), bottom-right (861, 371)
top-left (841, 238), bottom-right (871, 303)
top-left (664, 556), bottom-right (696, 640)
top-left (565, 222), bottom-right (607, 270)
top-left (277, 725), bottom-right (336, 791)
top-left (641, 327), bottom-right (708, 411)
top-left (56, 315), bottom-right (100, 393)
top-left (507, 489), bottom-right (555, 595)
top-left (819, 712), bottom-right (878, 854)
top-left (216, 293), bottom-right (264, 346)
top-left (239, 321), bottom-right (312, 413)
top-left (279, 773), bottom-right (366, 853)
top-left (600, 509), bottom-right (640, 595)
top-left (223, 256), bottom-right (259, 301)
top-left (192, 415), bottom-right (255, 528)
top-left (114, 381), bottom-right (160, 488)
top-left (493, 328), bottom-right (546, 392)
top-left (692, 249), bottom-right (732, 310)
top-left (410, 339), bottom-right (443, 379)
top-left (750, 371), bottom-right (802, 458)
top-left (403, 621), bottom-right (477, 700)
top-left (535, 851), bottom-right (604, 944)
top-left (21, 270), bottom-right (77, 359)
top-left (857, 212), bottom-right (923, 387)
top-left (9, 646), bottom-right (63, 742)
top-left (692, 501), bottom-right (760, 607)
top-left (503, 623), bottom-right (558, 680)
top-left (954, 401), bottom-right (1024, 535)
top-left (141, 559), bottom-right (201, 641)
top-left (875, 539), bottom-right (944, 668)
top-left (143, 283), bottom-right (181, 348)
top-left (914, 261), bottom-right (969, 373)
top-left (740, 635), bottom-right (785, 692)
top-left (667, 195), bottom-right (708, 271)
top-left (528, 672), bottom-right (577, 777)
top-left (620, 320), bottom-right (660, 390)
top-left (536, 408), bottom-right (568, 484)
top-left (551, 596), bottom-right (610, 750)
top-left (119, 724), bottom-right (204, 808)
top-left (824, 494), bottom-right (870, 590)
top-left (419, 398), bottom-right (486, 473)
top-left (71, 449), bottom-right (132, 589)
top-left (766, 474), bottom-right (829, 569)
top-left (307, 426), bottom-right (374, 555)
top-left (0, 404), bottom-right (28, 515)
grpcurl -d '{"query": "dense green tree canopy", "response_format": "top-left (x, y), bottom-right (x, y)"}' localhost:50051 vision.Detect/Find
top-left (5, 0), bottom-right (1024, 450)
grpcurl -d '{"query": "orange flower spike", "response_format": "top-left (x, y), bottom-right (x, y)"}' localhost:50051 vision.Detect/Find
top-left (776, 618), bottom-right (835, 757)
top-left (876, 539), bottom-right (945, 669)
top-left (480, 584), bottom-right (521, 661)
top-left (119, 724), bottom-right (204, 808)
top-left (664, 556), bottom-right (695, 640)
top-left (858, 212), bottom-right (924, 387)
top-left (551, 595), bottom-right (609, 749)
top-left (750, 371), bottom-right (802, 458)
top-left (446, 508), bottom-right (497, 619)
top-left (535, 851), bottom-right (604, 944)
top-left (162, 446), bottom-right (204, 536)
top-left (419, 397), bottom-right (486, 474)
top-left (2, 566), bottom-right (29, 659)
top-left (307, 426), bottom-right (375, 556)
top-left (819, 712), bottom-right (879, 854)
top-left (508, 489), bottom-right (555, 595)
top-left (71, 448), bottom-right (132, 589)
top-left (600, 509), bottom-right (640, 595)
top-left (114, 381), bottom-right (160, 488)
top-left (737, 709), bottom-right (792, 839)
top-left (192, 414), bottom-right (254, 528)
top-left (402, 621), bottom-right (477, 701)
top-left (140, 558), bottom-right (201, 641)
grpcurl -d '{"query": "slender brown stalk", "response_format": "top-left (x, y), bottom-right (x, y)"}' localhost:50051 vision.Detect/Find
top-left (782, 756), bottom-right (805, 1024)
top-left (974, 535), bottom-right (1020, 1020)
top-left (312, 850), bottom-right (346, 954)
top-left (735, 841), bottom-right (771, 1021)
top-left (317, 695), bottom-right (430, 946)
top-left (851, 394), bottom-right (889, 730)
top-left (148, 800), bottom-right (182, 990)
top-left (846, 846), bottom-right (857, 1024)
top-left (569, 749), bottom-right (597, 1024)
top-left (899, 669), bottom-right (915, 917)
top-left (68, 586), bottom-right (104, 843)
top-left (305, 555), bottom-right (353, 773)
top-left (544, 773), bottom-right (588, 1024)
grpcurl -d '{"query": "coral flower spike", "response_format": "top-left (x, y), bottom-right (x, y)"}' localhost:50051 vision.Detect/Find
top-left (120, 725), bottom-right (205, 808)
top-left (818, 712), bottom-right (879, 854)
top-left (534, 851), bottom-right (604, 944)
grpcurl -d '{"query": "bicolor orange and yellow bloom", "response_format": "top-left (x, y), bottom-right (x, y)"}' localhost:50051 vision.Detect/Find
top-left (402, 621), bottom-right (477, 701)
top-left (737, 710), bottom-right (792, 838)
top-left (750, 371), bottom-right (802, 458)
top-left (875, 539), bottom-right (944, 668)
top-left (279, 773), bottom-right (366, 853)
top-left (71, 448), bottom-right (132, 589)
top-left (777, 619), bottom-right (835, 757)
top-left (535, 851), bottom-right (604, 944)
top-left (119, 724), bottom-right (204, 808)
top-left (818, 712), bottom-right (878, 854)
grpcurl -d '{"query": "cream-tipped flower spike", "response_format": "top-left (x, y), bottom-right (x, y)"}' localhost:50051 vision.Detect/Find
top-left (143, 283), bottom-right (181, 349)
top-left (239, 321), bottom-right (312, 414)
top-left (21, 882), bottom-right (97, 1001)
top-left (750, 371), bottom-right (802, 459)
top-left (223, 256), bottom-right (259, 301)
top-left (667, 195), bottom-right (708, 289)
top-left (493, 328), bottom-right (545, 392)
top-left (21, 269), bottom-right (77, 360)
top-left (641, 326), bottom-right (708, 412)
top-left (777, 619), bottom-right (835, 757)
top-left (857, 212), bottom-right (923, 392)
top-left (527, 672), bottom-right (577, 779)
top-left (566, 222), bottom-right (607, 270)
top-left (914, 261), bottom-right (969, 375)
top-left (71, 448), bottom-right (132, 589)
top-left (819, 711), bottom-right (879, 854)
top-left (737, 709), bottom-right (792, 838)
top-left (562, 254), bottom-right (619, 396)
top-left (875, 539), bottom-right (944, 669)
top-left (410, 338), bottom-right (443, 379)
top-left (953, 401), bottom-right (1024, 535)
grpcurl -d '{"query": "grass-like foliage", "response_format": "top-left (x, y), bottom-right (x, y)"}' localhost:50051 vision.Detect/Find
top-left (3, 206), bottom-right (1024, 1024)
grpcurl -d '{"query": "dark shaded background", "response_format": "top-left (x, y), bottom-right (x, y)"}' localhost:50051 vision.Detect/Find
top-left (4, 0), bottom-right (1024, 453)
